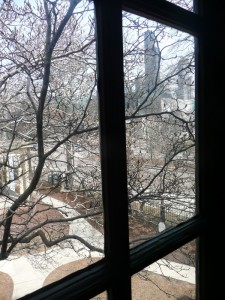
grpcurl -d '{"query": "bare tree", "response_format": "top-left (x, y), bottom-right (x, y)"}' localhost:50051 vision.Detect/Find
top-left (0, 1), bottom-right (195, 285)
top-left (0, 0), bottom-right (102, 260)
top-left (123, 13), bottom-right (195, 238)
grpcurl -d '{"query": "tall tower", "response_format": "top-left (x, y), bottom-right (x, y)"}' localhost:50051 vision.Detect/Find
top-left (176, 58), bottom-right (187, 100)
top-left (144, 30), bottom-right (160, 93)
top-left (144, 30), bottom-right (161, 113)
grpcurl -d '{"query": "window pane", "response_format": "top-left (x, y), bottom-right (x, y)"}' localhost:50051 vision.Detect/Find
top-left (43, 257), bottom-right (101, 286)
top-left (166, 0), bottom-right (194, 12)
top-left (131, 240), bottom-right (196, 299)
top-left (0, 0), bottom-right (104, 298)
top-left (122, 13), bottom-right (196, 247)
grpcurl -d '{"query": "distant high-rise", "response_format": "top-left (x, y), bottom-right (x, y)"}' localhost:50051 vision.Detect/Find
top-left (176, 58), bottom-right (188, 100)
top-left (144, 30), bottom-right (160, 93)
top-left (176, 57), bottom-right (194, 101)
top-left (143, 30), bottom-right (161, 113)
top-left (126, 30), bottom-right (161, 114)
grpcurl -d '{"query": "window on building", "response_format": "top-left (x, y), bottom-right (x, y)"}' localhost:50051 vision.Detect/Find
top-left (1, 0), bottom-right (224, 299)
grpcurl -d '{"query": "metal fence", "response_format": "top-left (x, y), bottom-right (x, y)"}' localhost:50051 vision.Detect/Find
top-left (130, 199), bottom-right (195, 227)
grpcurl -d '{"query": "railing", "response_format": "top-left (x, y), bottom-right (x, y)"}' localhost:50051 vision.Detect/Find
top-left (130, 199), bottom-right (195, 227)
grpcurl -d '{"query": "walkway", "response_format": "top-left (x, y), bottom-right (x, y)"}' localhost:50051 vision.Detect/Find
top-left (0, 195), bottom-right (195, 299)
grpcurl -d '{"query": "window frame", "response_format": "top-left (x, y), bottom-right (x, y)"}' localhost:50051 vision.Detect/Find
top-left (19, 0), bottom-right (225, 299)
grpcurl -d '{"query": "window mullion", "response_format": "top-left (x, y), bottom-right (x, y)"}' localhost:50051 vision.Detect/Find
top-left (123, 0), bottom-right (201, 36)
top-left (94, 0), bottom-right (131, 299)
top-left (130, 215), bottom-right (204, 275)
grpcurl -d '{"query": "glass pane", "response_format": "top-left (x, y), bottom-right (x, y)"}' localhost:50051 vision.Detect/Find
top-left (166, 0), bottom-right (194, 12)
top-left (0, 0), bottom-right (104, 298)
top-left (123, 13), bottom-right (196, 247)
top-left (43, 257), bottom-right (101, 286)
top-left (132, 240), bottom-right (196, 299)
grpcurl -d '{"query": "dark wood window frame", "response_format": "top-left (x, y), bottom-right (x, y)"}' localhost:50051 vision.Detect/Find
top-left (19, 0), bottom-right (225, 299)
